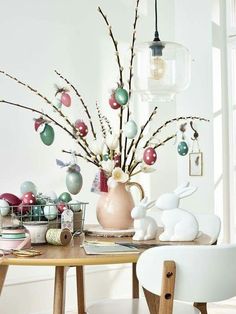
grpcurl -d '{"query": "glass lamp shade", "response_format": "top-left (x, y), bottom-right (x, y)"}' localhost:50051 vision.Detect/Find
top-left (135, 41), bottom-right (191, 102)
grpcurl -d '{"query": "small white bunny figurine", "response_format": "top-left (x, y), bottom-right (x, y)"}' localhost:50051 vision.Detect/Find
top-left (131, 197), bottom-right (157, 241)
top-left (155, 182), bottom-right (199, 241)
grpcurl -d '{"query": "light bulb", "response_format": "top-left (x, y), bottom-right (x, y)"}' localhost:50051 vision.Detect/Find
top-left (150, 56), bottom-right (166, 80)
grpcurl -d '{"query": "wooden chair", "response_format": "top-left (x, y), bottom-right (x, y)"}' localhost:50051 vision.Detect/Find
top-left (87, 245), bottom-right (236, 314)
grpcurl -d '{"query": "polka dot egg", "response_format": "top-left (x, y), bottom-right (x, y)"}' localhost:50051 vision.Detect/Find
top-left (22, 192), bottom-right (36, 205)
top-left (143, 147), bottom-right (157, 165)
top-left (75, 120), bottom-right (88, 137)
top-left (177, 141), bottom-right (189, 156)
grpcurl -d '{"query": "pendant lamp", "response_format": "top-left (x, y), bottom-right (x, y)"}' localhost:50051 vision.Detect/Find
top-left (135, 0), bottom-right (191, 102)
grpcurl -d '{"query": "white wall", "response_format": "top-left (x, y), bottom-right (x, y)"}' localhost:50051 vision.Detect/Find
top-left (0, 1), bottom-right (178, 313)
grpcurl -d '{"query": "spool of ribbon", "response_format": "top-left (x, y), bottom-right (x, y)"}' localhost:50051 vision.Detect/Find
top-left (46, 228), bottom-right (72, 246)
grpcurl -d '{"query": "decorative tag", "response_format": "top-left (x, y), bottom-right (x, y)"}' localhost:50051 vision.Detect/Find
top-left (91, 172), bottom-right (100, 194)
top-left (61, 209), bottom-right (74, 232)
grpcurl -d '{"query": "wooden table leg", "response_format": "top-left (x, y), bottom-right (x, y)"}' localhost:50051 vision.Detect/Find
top-left (53, 266), bottom-right (67, 314)
top-left (132, 263), bottom-right (139, 299)
top-left (0, 265), bottom-right (8, 295)
top-left (194, 302), bottom-right (207, 314)
top-left (76, 266), bottom-right (86, 314)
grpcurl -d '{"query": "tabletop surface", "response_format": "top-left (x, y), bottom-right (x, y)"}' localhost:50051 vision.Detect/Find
top-left (0, 228), bottom-right (212, 267)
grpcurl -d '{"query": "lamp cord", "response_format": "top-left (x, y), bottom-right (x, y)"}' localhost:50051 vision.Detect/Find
top-left (154, 0), bottom-right (160, 41)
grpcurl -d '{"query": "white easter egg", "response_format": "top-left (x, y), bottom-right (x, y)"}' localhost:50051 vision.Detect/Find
top-left (44, 203), bottom-right (58, 220)
top-left (68, 200), bottom-right (81, 211)
top-left (124, 120), bottom-right (138, 139)
top-left (44, 191), bottom-right (58, 202)
top-left (0, 199), bottom-right (10, 216)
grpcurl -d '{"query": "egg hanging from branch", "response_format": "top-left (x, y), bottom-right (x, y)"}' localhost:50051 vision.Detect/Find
top-left (115, 87), bottom-right (129, 106)
top-left (109, 93), bottom-right (121, 110)
top-left (177, 141), bottom-right (189, 156)
top-left (143, 147), bottom-right (157, 165)
top-left (75, 120), bottom-right (88, 137)
top-left (40, 124), bottom-right (55, 146)
top-left (124, 120), bottom-right (138, 139)
top-left (60, 92), bottom-right (71, 107)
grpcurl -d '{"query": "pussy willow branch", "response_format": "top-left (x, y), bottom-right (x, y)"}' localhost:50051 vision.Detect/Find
top-left (96, 102), bottom-right (106, 138)
top-left (123, 0), bottom-right (140, 171)
top-left (102, 115), bottom-right (112, 134)
top-left (98, 6), bottom-right (125, 161)
top-left (98, 7), bottom-right (124, 87)
top-left (129, 134), bottom-right (177, 175)
top-left (0, 100), bottom-right (97, 163)
top-left (62, 150), bottom-right (99, 166)
top-left (144, 116), bottom-right (209, 148)
top-left (127, 106), bottom-right (158, 172)
top-left (0, 70), bottom-right (74, 130)
top-left (54, 70), bottom-right (97, 140)
top-left (0, 70), bottom-right (92, 158)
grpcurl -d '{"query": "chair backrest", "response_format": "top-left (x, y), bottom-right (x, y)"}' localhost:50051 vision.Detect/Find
top-left (137, 245), bottom-right (236, 303)
top-left (194, 213), bottom-right (221, 244)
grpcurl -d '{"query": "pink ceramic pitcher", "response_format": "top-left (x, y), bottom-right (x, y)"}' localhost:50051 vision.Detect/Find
top-left (96, 182), bottom-right (144, 230)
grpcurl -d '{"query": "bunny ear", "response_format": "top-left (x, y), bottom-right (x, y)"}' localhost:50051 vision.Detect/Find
top-left (176, 186), bottom-right (197, 199)
top-left (141, 196), bottom-right (148, 205)
top-left (174, 182), bottom-right (190, 195)
top-left (145, 200), bottom-right (156, 210)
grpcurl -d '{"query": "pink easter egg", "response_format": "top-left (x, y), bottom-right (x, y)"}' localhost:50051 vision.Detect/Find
top-left (61, 92), bottom-right (71, 107)
top-left (57, 202), bottom-right (68, 214)
top-left (0, 193), bottom-right (21, 206)
top-left (109, 94), bottom-right (121, 110)
top-left (114, 153), bottom-right (121, 167)
top-left (17, 203), bottom-right (29, 215)
top-left (34, 118), bottom-right (45, 132)
top-left (75, 120), bottom-right (88, 137)
top-left (22, 192), bottom-right (36, 206)
top-left (143, 147), bottom-right (157, 165)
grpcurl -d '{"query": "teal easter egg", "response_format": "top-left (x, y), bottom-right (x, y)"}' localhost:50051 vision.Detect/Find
top-left (114, 88), bottom-right (129, 106)
top-left (36, 198), bottom-right (47, 206)
top-left (31, 205), bottom-right (44, 221)
top-left (124, 120), bottom-right (138, 139)
top-left (177, 141), bottom-right (189, 156)
top-left (40, 124), bottom-right (55, 146)
top-left (58, 192), bottom-right (72, 203)
top-left (103, 154), bottom-right (109, 161)
top-left (66, 171), bottom-right (83, 195)
top-left (20, 181), bottom-right (37, 196)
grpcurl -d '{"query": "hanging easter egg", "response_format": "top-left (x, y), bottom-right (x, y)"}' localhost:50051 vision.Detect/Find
top-left (0, 193), bottom-right (21, 206)
top-left (61, 92), bottom-right (71, 107)
top-left (75, 120), bottom-right (88, 137)
top-left (109, 94), bottom-right (121, 110)
top-left (103, 154), bottom-right (109, 161)
top-left (31, 205), bottom-right (44, 221)
top-left (124, 120), bottom-right (138, 139)
top-left (44, 203), bottom-right (58, 220)
top-left (57, 202), bottom-right (68, 214)
top-left (20, 181), bottom-right (37, 196)
top-left (143, 147), bottom-right (157, 165)
top-left (58, 192), bottom-right (72, 203)
top-left (34, 118), bottom-right (45, 132)
top-left (114, 153), bottom-right (121, 167)
top-left (22, 192), bottom-right (36, 205)
top-left (66, 170), bottom-right (83, 195)
top-left (115, 87), bottom-right (129, 106)
top-left (40, 124), bottom-right (55, 146)
top-left (177, 141), bottom-right (189, 156)
top-left (0, 199), bottom-right (10, 216)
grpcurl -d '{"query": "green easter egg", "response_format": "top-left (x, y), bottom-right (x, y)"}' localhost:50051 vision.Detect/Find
top-left (66, 171), bottom-right (83, 195)
top-left (31, 205), bottom-right (44, 221)
top-left (177, 141), bottom-right (189, 156)
top-left (115, 88), bottom-right (129, 106)
top-left (40, 124), bottom-right (55, 146)
top-left (58, 192), bottom-right (72, 203)
top-left (36, 198), bottom-right (47, 206)
top-left (103, 154), bottom-right (109, 161)
top-left (124, 120), bottom-right (138, 139)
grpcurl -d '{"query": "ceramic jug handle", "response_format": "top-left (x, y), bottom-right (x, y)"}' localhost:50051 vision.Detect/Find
top-left (126, 182), bottom-right (145, 200)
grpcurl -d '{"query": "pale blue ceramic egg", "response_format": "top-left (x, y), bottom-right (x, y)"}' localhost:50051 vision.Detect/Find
top-left (124, 120), bottom-right (138, 139)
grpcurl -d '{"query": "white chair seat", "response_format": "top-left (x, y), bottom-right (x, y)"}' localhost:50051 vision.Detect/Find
top-left (87, 298), bottom-right (200, 314)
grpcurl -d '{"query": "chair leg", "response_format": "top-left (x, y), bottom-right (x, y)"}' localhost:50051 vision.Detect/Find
top-left (0, 265), bottom-right (8, 295)
top-left (143, 287), bottom-right (160, 314)
top-left (193, 302), bottom-right (207, 314)
top-left (132, 263), bottom-right (139, 299)
top-left (159, 261), bottom-right (176, 314)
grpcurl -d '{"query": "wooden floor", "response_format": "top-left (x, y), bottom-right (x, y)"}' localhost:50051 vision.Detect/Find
top-left (67, 298), bottom-right (236, 314)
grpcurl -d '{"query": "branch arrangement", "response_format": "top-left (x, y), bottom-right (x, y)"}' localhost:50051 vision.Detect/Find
top-left (0, 2), bottom-right (209, 187)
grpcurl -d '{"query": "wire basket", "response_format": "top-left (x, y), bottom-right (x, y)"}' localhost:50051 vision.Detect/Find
top-left (0, 201), bottom-right (88, 235)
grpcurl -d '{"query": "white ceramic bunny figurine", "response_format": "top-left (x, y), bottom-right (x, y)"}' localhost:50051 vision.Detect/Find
top-left (131, 197), bottom-right (157, 241)
top-left (155, 182), bottom-right (199, 241)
